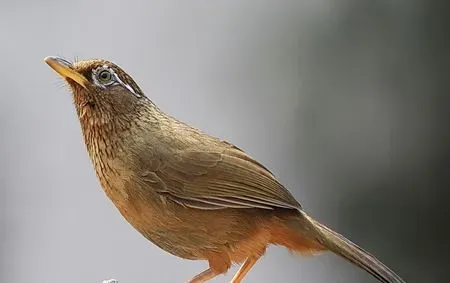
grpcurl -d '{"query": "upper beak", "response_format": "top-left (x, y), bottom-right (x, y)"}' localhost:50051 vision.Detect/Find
top-left (44, 56), bottom-right (89, 89)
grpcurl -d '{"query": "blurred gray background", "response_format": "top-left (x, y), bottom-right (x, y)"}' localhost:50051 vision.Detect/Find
top-left (0, 0), bottom-right (448, 282)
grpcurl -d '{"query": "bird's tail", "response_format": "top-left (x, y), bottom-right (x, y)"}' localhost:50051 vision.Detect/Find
top-left (271, 211), bottom-right (406, 283)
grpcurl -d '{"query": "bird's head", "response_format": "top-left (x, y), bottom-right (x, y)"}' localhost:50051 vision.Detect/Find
top-left (45, 56), bottom-right (149, 124)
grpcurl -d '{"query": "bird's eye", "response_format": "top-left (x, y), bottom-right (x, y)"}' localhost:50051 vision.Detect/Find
top-left (98, 69), bottom-right (112, 83)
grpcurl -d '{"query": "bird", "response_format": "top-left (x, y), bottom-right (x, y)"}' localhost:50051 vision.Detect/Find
top-left (44, 56), bottom-right (406, 283)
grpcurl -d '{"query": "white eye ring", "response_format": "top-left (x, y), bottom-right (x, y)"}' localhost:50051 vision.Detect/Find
top-left (91, 65), bottom-right (141, 97)
top-left (92, 66), bottom-right (116, 87)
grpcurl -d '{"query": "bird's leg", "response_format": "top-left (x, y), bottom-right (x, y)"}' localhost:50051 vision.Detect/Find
top-left (187, 268), bottom-right (220, 283)
top-left (230, 255), bottom-right (261, 283)
top-left (188, 254), bottom-right (231, 283)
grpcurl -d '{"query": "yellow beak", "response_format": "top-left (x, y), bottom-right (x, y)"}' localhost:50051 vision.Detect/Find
top-left (44, 56), bottom-right (89, 89)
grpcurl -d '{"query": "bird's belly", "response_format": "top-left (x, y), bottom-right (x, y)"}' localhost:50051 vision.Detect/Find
top-left (137, 207), bottom-right (269, 262)
top-left (96, 165), bottom-right (268, 261)
top-left (107, 187), bottom-right (265, 261)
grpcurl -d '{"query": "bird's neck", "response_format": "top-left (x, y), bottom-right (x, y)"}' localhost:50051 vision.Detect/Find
top-left (77, 100), bottom-right (164, 170)
top-left (76, 103), bottom-right (154, 203)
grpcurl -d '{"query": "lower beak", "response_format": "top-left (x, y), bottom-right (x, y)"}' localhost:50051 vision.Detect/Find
top-left (44, 56), bottom-right (89, 89)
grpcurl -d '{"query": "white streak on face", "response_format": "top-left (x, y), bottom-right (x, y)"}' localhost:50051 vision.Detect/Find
top-left (91, 66), bottom-right (141, 97)
top-left (112, 71), bottom-right (140, 97)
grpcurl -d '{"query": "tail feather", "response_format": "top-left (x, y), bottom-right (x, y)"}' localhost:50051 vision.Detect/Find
top-left (301, 212), bottom-right (406, 283)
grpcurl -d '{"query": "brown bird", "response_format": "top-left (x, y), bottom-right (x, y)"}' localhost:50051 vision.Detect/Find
top-left (44, 56), bottom-right (406, 283)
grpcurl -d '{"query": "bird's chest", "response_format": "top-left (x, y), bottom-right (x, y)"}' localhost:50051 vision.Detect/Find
top-left (86, 136), bottom-right (135, 214)
top-left (87, 139), bottom-right (163, 228)
top-left (92, 156), bottom-right (130, 211)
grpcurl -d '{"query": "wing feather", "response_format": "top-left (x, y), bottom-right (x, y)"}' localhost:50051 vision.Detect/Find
top-left (143, 146), bottom-right (301, 210)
